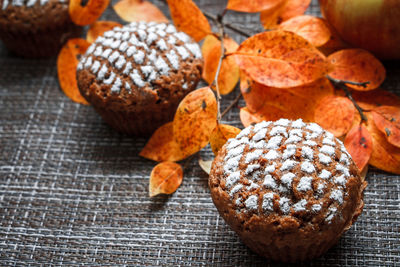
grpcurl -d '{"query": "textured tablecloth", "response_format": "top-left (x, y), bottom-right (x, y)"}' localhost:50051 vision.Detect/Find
top-left (0, 0), bottom-right (399, 266)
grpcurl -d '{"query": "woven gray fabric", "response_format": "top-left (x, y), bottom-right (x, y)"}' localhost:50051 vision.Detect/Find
top-left (0, 0), bottom-right (399, 266)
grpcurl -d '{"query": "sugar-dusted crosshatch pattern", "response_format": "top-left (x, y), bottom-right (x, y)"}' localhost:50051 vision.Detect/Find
top-left (0, 0), bottom-right (399, 265)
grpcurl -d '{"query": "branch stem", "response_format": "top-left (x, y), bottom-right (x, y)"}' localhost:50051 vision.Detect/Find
top-left (203, 11), bottom-right (251, 38)
top-left (221, 93), bottom-right (242, 118)
top-left (327, 76), bottom-right (368, 122)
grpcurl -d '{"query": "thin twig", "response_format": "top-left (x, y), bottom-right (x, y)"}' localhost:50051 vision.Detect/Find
top-left (211, 10), bottom-right (228, 122)
top-left (328, 76), bottom-right (368, 122)
top-left (221, 93), bottom-right (242, 118)
top-left (327, 75), bottom-right (370, 88)
top-left (203, 11), bottom-right (251, 38)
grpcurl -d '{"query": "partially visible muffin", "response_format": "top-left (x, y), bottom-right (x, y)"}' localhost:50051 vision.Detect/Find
top-left (77, 21), bottom-right (203, 136)
top-left (209, 119), bottom-right (366, 262)
top-left (0, 0), bottom-right (82, 57)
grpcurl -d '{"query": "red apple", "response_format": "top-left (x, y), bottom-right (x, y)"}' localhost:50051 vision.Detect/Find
top-left (319, 0), bottom-right (400, 60)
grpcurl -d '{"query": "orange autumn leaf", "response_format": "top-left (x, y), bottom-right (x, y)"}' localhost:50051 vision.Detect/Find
top-left (279, 0), bottom-right (311, 21)
top-left (113, 0), bottom-right (169, 23)
top-left (149, 162), bottom-right (183, 197)
top-left (365, 113), bottom-right (400, 174)
top-left (344, 124), bottom-right (373, 171)
top-left (278, 15), bottom-right (331, 47)
top-left (140, 122), bottom-right (187, 162)
top-left (372, 106), bottom-right (400, 148)
top-left (352, 89), bottom-right (400, 111)
top-left (318, 20), bottom-right (349, 56)
top-left (239, 71), bottom-right (253, 94)
top-left (242, 77), bottom-right (334, 117)
top-left (57, 38), bottom-right (90, 105)
top-left (240, 107), bottom-right (265, 127)
top-left (314, 96), bottom-right (355, 137)
top-left (260, 0), bottom-right (311, 28)
top-left (173, 87), bottom-right (218, 156)
top-left (87, 21), bottom-right (122, 43)
top-left (328, 49), bottom-right (386, 91)
top-left (202, 35), bottom-right (240, 95)
top-left (210, 124), bottom-right (241, 155)
top-left (167, 0), bottom-right (211, 42)
top-left (240, 106), bottom-right (289, 127)
top-left (69, 0), bottom-right (110, 26)
top-left (227, 0), bottom-right (284, 13)
top-left (234, 30), bottom-right (332, 88)
top-left (260, 0), bottom-right (287, 29)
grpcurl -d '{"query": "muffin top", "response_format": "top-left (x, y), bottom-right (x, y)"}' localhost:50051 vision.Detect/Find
top-left (0, 0), bottom-right (70, 32)
top-left (77, 21), bottom-right (203, 110)
top-left (1, 0), bottom-right (66, 10)
top-left (210, 119), bottom-right (363, 226)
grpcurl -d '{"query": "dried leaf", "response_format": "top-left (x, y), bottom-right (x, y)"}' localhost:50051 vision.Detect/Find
top-left (360, 165), bottom-right (368, 180)
top-left (167, 0), bottom-right (211, 42)
top-left (259, 0), bottom-right (287, 29)
top-left (372, 106), bottom-right (400, 148)
top-left (199, 158), bottom-right (213, 174)
top-left (352, 89), bottom-right (400, 111)
top-left (279, 0), bottom-right (311, 21)
top-left (173, 87), bottom-right (218, 157)
top-left (87, 21), bottom-right (122, 43)
top-left (210, 124), bottom-right (241, 155)
top-left (260, 0), bottom-right (310, 29)
top-left (278, 15), bottom-right (331, 47)
top-left (239, 71), bottom-right (253, 94)
top-left (318, 20), bottom-right (349, 56)
top-left (234, 30), bottom-right (332, 88)
top-left (140, 122), bottom-right (188, 162)
top-left (241, 77), bottom-right (334, 118)
top-left (113, 0), bottom-right (169, 23)
top-left (344, 124), bottom-right (373, 171)
top-left (69, 0), bottom-right (110, 26)
top-left (202, 35), bottom-right (240, 95)
top-left (240, 106), bottom-right (287, 127)
top-left (328, 49), bottom-right (386, 91)
top-left (314, 96), bottom-right (355, 137)
top-left (149, 162), bottom-right (183, 197)
top-left (227, 0), bottom-right (284, 13)
top-left (365, 113), bottom-right (400, 174)
top-left (57, 38), bottom-right (90, 105)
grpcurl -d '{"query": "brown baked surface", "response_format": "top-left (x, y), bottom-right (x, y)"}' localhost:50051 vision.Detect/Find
top-left (77, 22), bottom-right (203, 135)
top-left (209, 119), bottom-right (366, 262)
top-left (0, 0), bottom-right (81, 57)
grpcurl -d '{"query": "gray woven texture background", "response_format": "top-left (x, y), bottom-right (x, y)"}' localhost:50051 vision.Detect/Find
top-left (0, 0), bottom-right (399, 265)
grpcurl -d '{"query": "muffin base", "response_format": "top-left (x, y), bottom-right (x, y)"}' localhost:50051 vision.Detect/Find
top-left (0, 22), bottom-right (82, 58)
top-left (93, 105), bottom-right (177, 137)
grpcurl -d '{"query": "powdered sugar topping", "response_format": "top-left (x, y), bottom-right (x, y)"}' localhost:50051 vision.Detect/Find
top-left (77, 22), bottom-right (202, 94)
top-left (219, 119), bottom-right (355, 223)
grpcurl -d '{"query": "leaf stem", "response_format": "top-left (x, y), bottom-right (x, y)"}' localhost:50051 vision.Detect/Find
top-left (203, 11), bottom-right (251, 38)
top-left (211, 10), bottom-right (228, 122)
top-left (327, 76), bottom-right (368, 122)
top-left (221, 93), bottom-right (242, 119)
top-left (327, 75), bottom-right (370, 88)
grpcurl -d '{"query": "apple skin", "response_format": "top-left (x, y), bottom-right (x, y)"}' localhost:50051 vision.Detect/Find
top-left (319, 0), bottom-right (400, 60)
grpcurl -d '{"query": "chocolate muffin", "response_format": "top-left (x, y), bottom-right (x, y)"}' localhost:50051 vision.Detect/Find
top-left (0, 0), bottom-right (81, 57)
top-left (209, 119), bottom-right (366, 262)
top-left (77, 21), bottom-right (203, 136)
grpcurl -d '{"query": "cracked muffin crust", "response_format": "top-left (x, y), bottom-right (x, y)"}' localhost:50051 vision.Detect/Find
top-left (77, 21), bottom-right (203, 136)
top-left (209, 119), bottom-right (366, 262)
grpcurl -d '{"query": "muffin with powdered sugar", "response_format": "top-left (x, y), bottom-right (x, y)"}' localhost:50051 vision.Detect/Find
top-left (77, 21), bottom-right (203, 136)
top-left (209, 119), bottom-right (366, 262)
top-left (0, 0), bottom-right (81, 57)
